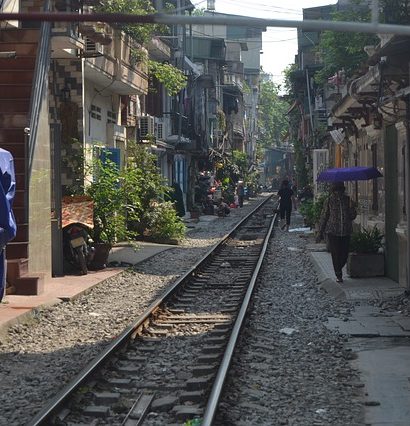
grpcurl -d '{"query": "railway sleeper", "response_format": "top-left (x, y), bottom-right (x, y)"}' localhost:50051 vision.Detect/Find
top-left (185, 374), bottom-right (213, 391)
top-left (204, 335), bottom-right (228, 345)
top-left (82, 405), bottom-right (110, 418)
top-left (172, 405), bottom-right (203, 422)
top-left (202, 343), bottom-right (225, 354)
top-left (119, 354), bottom-right (146, 363)
top-left (146, 327), bottom-right (169, 336)
top-left (191, 363), bottom-right (218, 377)
top-left (107, 378), bottom-right (133, 388)
top-left (151, 321), bottom-right (174, 329)
top-left (197, 353), bottom-right (223, 364)
top-left (116, 364), bottom-right (141, 374)
top-left (179, 390), bottom-right (205, 403)
top-left (93, 391), bottom-right (121, 404)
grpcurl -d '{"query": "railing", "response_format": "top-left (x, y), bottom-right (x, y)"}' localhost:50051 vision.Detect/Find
top-left (27, 0), bottom-right (52, 179)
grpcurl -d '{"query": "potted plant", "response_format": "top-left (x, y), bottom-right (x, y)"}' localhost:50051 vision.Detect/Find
top-left (144, 201), bottom-right (186, 244)
top-left (299, 192), bottom-right (328, 229)
top-left (189, 204), bottom-right (201, 220)
top-left (85, 157), bottom-right (137, 269)
top-left (347, 226), bottom-right (384, 277)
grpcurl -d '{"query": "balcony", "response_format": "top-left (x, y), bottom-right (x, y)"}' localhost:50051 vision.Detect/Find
top-left (84, 30), bottom-right (148, 95)
top-left (224, 73), bottom-right (244, 92)
top-left (51, 23), bottom-right (84, 58)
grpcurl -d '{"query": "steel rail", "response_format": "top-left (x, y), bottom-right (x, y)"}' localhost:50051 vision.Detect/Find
top-left (28, 195), bottom-right (273, 426)
top-left (1, 12), bottom-right (410, 35)
top-left (201, 203), bottom-right (278, 425)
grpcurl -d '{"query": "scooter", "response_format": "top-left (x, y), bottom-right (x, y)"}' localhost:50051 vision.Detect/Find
top-left (63, 223), bottom-right (95, 275)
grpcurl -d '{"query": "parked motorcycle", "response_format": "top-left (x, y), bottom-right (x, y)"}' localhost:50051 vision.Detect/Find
top-left (62, 195), bottom-right (95, 275)
top-left (63, 223), bottom-right (95, 275)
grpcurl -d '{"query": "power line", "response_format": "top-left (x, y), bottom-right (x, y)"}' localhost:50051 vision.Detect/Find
top-left (3, 12), bottom-right (410, 38)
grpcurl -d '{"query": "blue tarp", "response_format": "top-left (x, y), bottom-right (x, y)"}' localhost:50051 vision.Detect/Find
top-left (0, 148), bottom-right (17, 301)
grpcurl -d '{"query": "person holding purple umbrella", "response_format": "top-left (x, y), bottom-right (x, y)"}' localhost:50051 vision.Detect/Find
top-left (316, 182), bottom-right (357, 283)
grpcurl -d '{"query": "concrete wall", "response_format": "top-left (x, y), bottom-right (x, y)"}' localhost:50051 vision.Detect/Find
top-left (29, 93), bottom-right (52, 278)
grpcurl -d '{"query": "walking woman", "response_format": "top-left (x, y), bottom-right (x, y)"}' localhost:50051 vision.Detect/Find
top-left (278, 179), bottom-right (295, 231)
top-left (317, 182), bottom-right (357, 283)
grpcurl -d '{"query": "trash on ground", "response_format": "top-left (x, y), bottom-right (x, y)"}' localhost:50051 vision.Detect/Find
top-left (288, 227), bottom-right (313, 233)
top-left (291, 282), bottom-right (304, 288)
top-left (279, 327), bottom-right (298, 335)
top-left (315, 408), bottom-right (328, 414)
top-left (220, 261), bottom-right (231, 268)
top-left (287, 247), bottom-right (303, 252)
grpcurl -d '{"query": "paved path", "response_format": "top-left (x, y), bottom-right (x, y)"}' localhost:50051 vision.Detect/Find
top-left (309, 246), bottom-right (410, 425)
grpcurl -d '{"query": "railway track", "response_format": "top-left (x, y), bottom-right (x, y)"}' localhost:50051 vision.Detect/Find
top-left (29, 195), bottom-right (278, 426)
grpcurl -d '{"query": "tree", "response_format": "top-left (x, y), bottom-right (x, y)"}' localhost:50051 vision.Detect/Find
top-left (258, 76), bottom-right (290, 149)
top-left (314, 0), bottom-right (378, 85)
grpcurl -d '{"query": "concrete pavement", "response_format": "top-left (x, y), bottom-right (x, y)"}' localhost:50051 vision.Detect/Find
top-left (309, 246), bottom-right (410, 425)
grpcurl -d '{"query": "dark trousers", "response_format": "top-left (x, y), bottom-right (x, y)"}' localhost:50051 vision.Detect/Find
top-left (279, 204), bottom-right (292, 225)
top-left (327, 234), bottom-right (350, 279)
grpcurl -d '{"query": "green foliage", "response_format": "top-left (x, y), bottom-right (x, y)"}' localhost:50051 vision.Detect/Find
top-left (258, 76), bottom-right (290, 148)
top-left (294, 137), bottom-right (308, 189)
top-left (314, 0), bottom-right (378, 85)
top-left (241, 80), bottom-right (252, 95)
top-left (379, 0), bottom-right (410, 24)
top-left (145, 201), bottom-right (186, 241)
top-left (86, 143), bottom-right (184, 245)
top-left (62, 138), bottom-right (84, 196)
top-left (130, 47), bottom-right (147, 66)
top-left (96, 0), bottom-right (185, 96)
top-left (126, 142), bottom-right (169, 220)
top-left (217, 109), bottom-right (226, 132)
top-left (299, 193), bottom-right (328, 228)
top-left (148, 60), bottom-right (187, 96)
top-left (85, 157), bottom-right (138, 245)
top-left (192, 7), bottom-right (206, 15)
top-left (231, 150), bottom-right (248, 178)
top-left (350, 226), bottom-right (384, 253)
top-left (282, 64), bottom-right (298, 96)
top-left (96, 0), bottom-right (165, 45)
top-left (184, 419), bottom-right (202, 426)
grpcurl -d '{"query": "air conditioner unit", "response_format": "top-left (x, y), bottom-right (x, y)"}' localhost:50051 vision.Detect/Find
top-left (138, 115), bottom-right (155, 138)
top-left (83, 37), bottom-right (104, 57)
top-left (154, 117), bottom-right (164, 140)
top-left (156, 123), bottom-right (163, 140)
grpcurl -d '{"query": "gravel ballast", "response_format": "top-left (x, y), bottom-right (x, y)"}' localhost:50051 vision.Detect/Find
top-left (0, 197), bottom-right (364, 425)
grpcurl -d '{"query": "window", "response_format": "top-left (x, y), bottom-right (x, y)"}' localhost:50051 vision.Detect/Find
top-left (107, 111), bottom-right (117, 124)
top-left (91, 104), bottom-right (101, 120)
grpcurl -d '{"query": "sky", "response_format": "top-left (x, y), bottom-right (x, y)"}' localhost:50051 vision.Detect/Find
top-left (192, 0), bottom-right (337, 90)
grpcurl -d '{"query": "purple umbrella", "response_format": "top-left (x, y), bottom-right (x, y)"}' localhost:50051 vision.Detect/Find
top-left (317, 166), bottom-right (383, 182)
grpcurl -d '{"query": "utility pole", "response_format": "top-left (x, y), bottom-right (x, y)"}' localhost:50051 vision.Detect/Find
top-left (405, 95), bottom-right (410, 292)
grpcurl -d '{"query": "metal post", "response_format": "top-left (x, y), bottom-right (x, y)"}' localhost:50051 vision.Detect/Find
top-left (405, 96), bottom-right (410, 291)
top-left (305, 68), bottom-right (315, 144)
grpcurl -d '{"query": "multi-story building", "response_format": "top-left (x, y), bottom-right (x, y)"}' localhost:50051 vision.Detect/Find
top-left (191, 10), bottom-right (264, 169)
top-left (0, 0), bottom-right (197, 293)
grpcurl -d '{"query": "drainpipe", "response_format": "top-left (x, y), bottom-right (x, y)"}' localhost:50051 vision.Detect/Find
top-left (405, 95), bottom-right (410, 291)
top-left (305, 68), bottom-right (315, 145)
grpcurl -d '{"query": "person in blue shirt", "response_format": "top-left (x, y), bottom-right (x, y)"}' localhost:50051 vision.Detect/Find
top-left (0, 149), bottom-right (17, 301)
